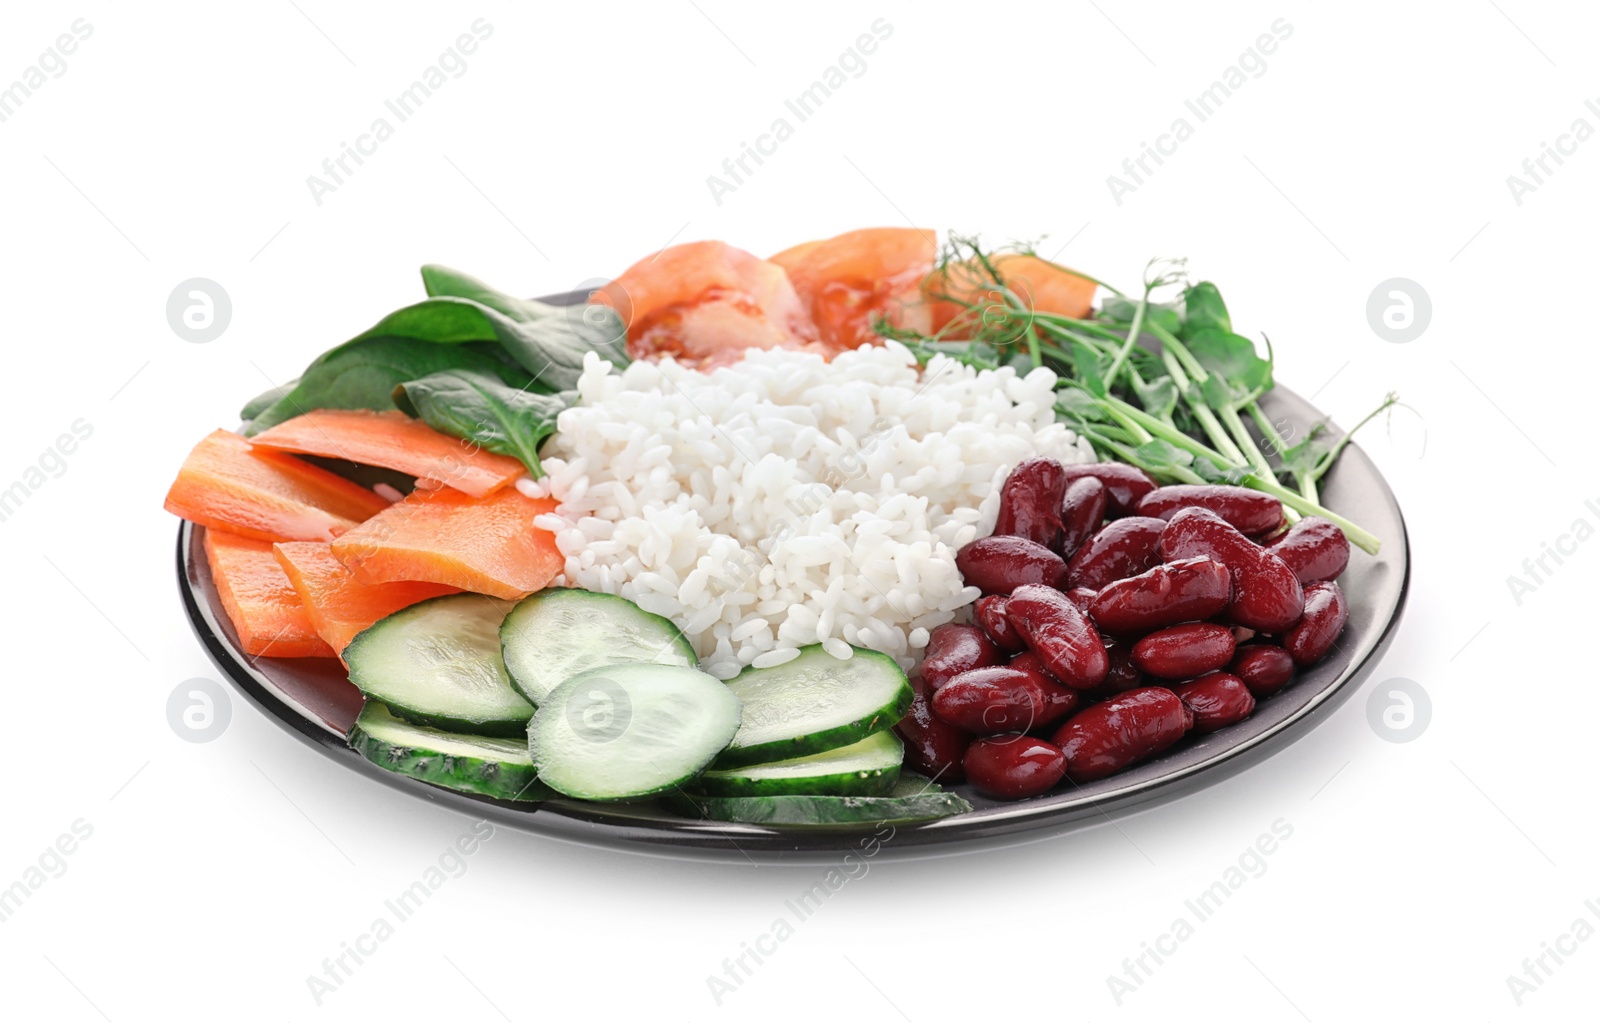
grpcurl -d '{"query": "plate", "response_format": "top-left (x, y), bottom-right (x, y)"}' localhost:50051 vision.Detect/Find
top-left (177, 311), bottom-right (1409, 858)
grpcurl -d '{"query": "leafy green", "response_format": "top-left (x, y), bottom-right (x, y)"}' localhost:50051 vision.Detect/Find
top-left (1099, 294), bottom-right (1182, 336)
top-left (421, 264), bottom-right (552, 322)
top-left (1182, 281), bottom-right (1232, 335)
top-left (1185, 328), bottom-right (1274, 406)
top-left (240, 379), bottom-right (298, 424)
top-left (393, 370), bottom-right (576, 479)
top-left (243, 339), bottom-right (529, 434)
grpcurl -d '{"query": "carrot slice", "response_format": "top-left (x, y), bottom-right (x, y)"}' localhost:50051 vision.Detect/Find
top-left (165, 430), bottom-right (390, 543)
top-left (273, 541), bottom-right (457, 653)
top-left (203, 530), bottom-right (336, 658)
top-left (779, 227), bottom-right (937, 353)
top-left (250, 410), bottom-right (525, 499)
top-left (330, 487), bottom-right (564, 599)
top-left (925, 253), bottom-right (1098, 335)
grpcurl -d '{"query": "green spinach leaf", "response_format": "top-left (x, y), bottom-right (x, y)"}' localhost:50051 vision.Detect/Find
top-left (243, 338), bottom-right (529, 434)
top-left (393, 370), bottom-right (576, 479)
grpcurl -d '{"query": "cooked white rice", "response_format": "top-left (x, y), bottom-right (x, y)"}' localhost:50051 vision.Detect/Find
top-left (516, 341), bottom-right (1093, 680)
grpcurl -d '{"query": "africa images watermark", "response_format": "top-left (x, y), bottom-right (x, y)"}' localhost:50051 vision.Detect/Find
top-left (1105, 818), bottom-right (1295, 1006)
top-left (306, 19), bottom-right (495, 206)
top-left (1505, 98), bottom-right (1600, 206)
top-left (0, 818), bottom-right (94, 925)
top-left (706, 18), bottom-right (894, 206)
top-left (0, 18), bottom-right (94, 125)
top-left (305, 820), bottom-right (496, 1005)
top-left (1504, 497), bottom-right (1600, 606)
top-left (705, 822), bottom-right (895, 1006)
top-left (1505, 897), bottom-right (1600, 1007)
top-left (0, 419), bottom-right (93, 525)
top-left (1106, 18), bottom-right (1294, 206)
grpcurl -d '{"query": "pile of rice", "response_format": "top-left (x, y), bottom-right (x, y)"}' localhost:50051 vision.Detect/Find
top-left (518, 341), bottom-right (1093, 680)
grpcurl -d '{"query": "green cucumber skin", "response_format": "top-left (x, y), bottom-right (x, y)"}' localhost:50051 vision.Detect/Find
top-left (692, 764), bottom-right (899, 799)
top-left (714, 647), bottom-right (914, 769)
top-left (668, 789), bottom-right (973, 826)
top-left (348, 713), bottom-right (552, 802)
top-left (500, 588), bottom-right (698, 706)
top-left (380, 704), bottom-right (529, 740)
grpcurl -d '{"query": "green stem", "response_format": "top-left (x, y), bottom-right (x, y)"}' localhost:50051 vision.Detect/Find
top-left (1219, 403), bottom-right (1276, 480)
top-left (1158, 346), bottom-right (1248, 464)
top-left (1250, 473), bottom-right (1380, 554)
top-left (1103, 286), bottom-right (1152, 389)
top-left (1246, 401), bottom-right (1288, 457)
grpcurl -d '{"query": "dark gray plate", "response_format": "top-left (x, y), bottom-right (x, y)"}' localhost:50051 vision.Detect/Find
top-left (178, 346), bottom-right (1407, 859)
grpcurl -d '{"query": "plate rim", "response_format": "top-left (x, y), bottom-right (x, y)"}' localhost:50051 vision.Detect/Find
top-left (181, 371), bottom-right (1410, 860)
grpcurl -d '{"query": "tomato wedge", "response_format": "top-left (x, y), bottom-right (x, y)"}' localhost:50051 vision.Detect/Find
top-left (593, 240), bottom-right (816, 368)
top-left (778, 227), bottom-right (936, 353)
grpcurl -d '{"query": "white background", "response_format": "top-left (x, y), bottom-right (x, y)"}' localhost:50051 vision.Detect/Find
top-left (1, 1), bottom-right (1594, 1020)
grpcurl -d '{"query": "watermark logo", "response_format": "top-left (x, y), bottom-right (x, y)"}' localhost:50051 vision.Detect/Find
top-left (1506, 100), bottom-right (1599, 206)
top-left (0, 818), bottom-right (93, 924)
top-left (0, 19), bottom-right (93, 125)
top-left (305, 19), bottom-right (495, 206)
top-left (1, 419), bottom-right (92, 525)
top-left (565, 675), bottom-right (632, 743)
top-left (166, 278), bottom-right (232, 344)
top-left (1365, 278), bottom-right (1430, 344)
top-left (1106, 18), bottom-right (1294, 206)
top-left (1506, 498), bottom-right (1600, 605)
top-left (1366, 677), bottom-right (1429, 743)
top-left (167, 677), bottom-right (232, 743)
top-left (706, 18), bottom-right (894, 206)
top-left (565, 277), bottom-right (629, 351)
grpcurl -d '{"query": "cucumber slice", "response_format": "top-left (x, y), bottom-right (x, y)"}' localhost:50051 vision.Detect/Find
top-left (349, 702), bottom-right (552, 801)
top-left (501, 588), bottom-right (698, 705)
top-left (714, 645), bottom-right (913, 768)
top-left (670, 777), bottom-right (973, 826)
top-left (692, 730), bottom-right (903, 798)
top-left (345, 594), bottom-right (532, 738)
top-left (529, 663), bottom-right (741, 801)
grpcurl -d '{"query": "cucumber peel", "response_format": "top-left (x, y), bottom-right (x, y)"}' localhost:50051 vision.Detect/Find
top-left (349, 701), bottom-right (551, 801)
top-left (714, 645), bottom-right (913, 768)
top-left (692, 730), bottom-right (902, 798)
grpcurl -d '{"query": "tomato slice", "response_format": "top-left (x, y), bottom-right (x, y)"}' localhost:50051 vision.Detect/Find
top-left (593, 240), bottom-right (816, 367)
top-left (779, 227), bottom-right (937, 353)
top-left (925, 254), bottom-right (1099, 336)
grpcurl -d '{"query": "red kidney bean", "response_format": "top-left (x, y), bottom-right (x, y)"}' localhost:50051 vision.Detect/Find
top-left (1007, 651), bottom-right (1081, 727)
top-left (895, 676), bottom-right (969, 783)
top-left (964, 735), bottom-right (1067, 800)
top-left (1284, 581), bottom-right (1348, 667)
top-left (956, 535), bottom-right (1068, 595)
top-left (1081, 636), bottom-right (1145, 702)
top-left (1131, 622), bottom-right (1237, 680)
top-left (974, 595), bottom-right (1026, 654)
top-left (1172, 672), bottom-right (1256, 734)
top-left (1230, 644), bottom-right (1295, 698)
top-left (1006, 584), bottom-right (1109, 689)
top-left (1060, 463), bottom-right (1158, 517)
top-left (1135, 485), bottom-right (1284, 537)
top-left (1160, 508), bottom-right (1304, 633)
top-left (1052, 687), bottom-right (1191, 783)
top-left (1271, 517), bottom-right (1351, 585)
top-left (1065, 516), bottom-right (1167, 590)
top-left (1065, 586), bottom-right (1098, 614)
top-left (920, 623), bottom-right (1003, 691)
top-left (994, 457), bottom-right (1068, 550)
top-left (932, 667), bottom-right (1046, 734)
top-left (1088, 557), bottom-right (1232, 635)
top-left (1058, 477), bottom-right (1108, 558)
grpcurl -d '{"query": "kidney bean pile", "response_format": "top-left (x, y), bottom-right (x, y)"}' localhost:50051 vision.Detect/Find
top-left (897, 458), bottom-right (1353, 801)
